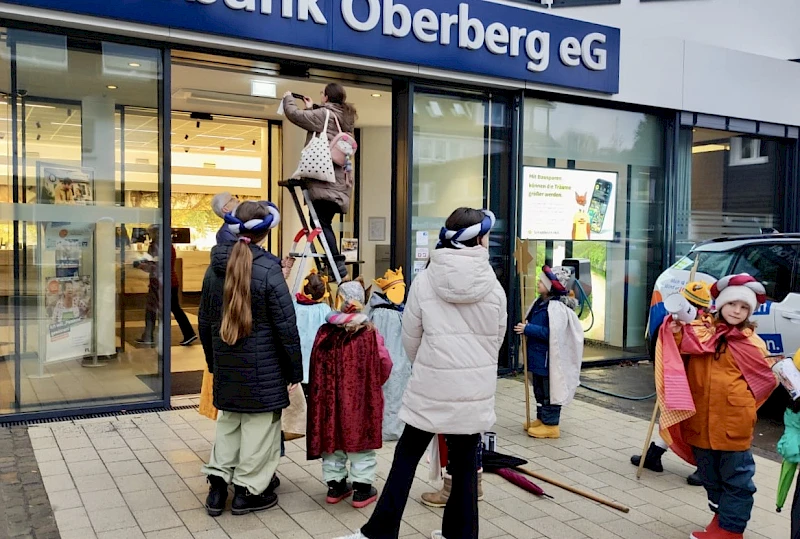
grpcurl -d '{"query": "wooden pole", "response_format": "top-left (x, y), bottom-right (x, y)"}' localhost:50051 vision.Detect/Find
top-left (515, 466), bottom-right (630, 513)
top-left (637, 403), bottom-right (659, 480)
top-left (515, 238), bottom-right (534, 431)
top-left (521, 274), bottom-right (531, 430)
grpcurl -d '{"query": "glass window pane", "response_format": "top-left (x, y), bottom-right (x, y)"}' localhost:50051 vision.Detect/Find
top-left (732, 244), bottom-right (798, 302)
top-left (0, 29), bottom-right (164, 415)
top-left (522, 98), bottom-right (665, 361)
top-left (683, 128), bottom-right (784, 246)
top-left (411, 93), bottom-right (487, 273)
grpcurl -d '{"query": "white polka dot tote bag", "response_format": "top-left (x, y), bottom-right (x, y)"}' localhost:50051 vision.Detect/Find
top-left (291, 109), bottom-right (336, 184)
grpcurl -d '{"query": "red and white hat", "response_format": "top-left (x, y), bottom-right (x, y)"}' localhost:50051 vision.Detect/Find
top-left (710, 273), bottom-right (767, 315)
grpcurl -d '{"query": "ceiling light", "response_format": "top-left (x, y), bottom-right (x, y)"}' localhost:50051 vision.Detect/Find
top-left (128, 62), bottom-right (141, 68)
top-left (250, 80), bottom-right (277, 99)
top-left (107, 85), bottom-right (117, 90)
top-left (371, 93), bottom-right (381, 98)
top-left (427, 101), bottom-right (443, 118)
top-left (692, 144), bottom-right (730, 154)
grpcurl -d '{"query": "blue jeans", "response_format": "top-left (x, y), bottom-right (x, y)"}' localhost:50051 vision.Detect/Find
top-left (692, 447), bottom-right (756, 534)
top-left (531, 375), bottom-right (561, 426)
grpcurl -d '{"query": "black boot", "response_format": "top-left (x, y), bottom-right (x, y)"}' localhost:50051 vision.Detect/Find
top-left (267, 474), bottom-right (280, 494)
top-left (326, 255), bottom-right (348, 281)
top-left (630, 442), bottom-right (666, 473)
top-left (231, 484), bottom-right (278, 516)
top-left (325, 478), bottom-right (353, 504)
top-left (352, 482), bottom-right (378, 509)
top-left (687, 469), bottom-right (703, 486)
top-left (205, 475), bottom-right (228, 517)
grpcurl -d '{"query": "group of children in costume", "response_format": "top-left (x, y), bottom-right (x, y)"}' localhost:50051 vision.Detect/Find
top-left (199, 197), bottom-right (792, 539)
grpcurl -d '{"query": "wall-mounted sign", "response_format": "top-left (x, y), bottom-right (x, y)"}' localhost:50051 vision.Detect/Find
top-left (5, 0), bottom-right (620, 94)
top-left (520, 166), bottom-right (618, 241)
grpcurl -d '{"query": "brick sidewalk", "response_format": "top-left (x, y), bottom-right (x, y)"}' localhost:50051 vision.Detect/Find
top-left (23, 379), bottom-right (794, 539)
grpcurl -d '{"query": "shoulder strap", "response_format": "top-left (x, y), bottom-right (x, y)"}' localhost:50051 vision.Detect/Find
top-left (319, 108), bottom-right (331, 139)
top-left (332, 112), bottom-right (343, 134)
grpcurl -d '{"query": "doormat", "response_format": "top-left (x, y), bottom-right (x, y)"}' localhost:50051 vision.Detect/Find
top-left (138, 370), bottom-right (204, 396)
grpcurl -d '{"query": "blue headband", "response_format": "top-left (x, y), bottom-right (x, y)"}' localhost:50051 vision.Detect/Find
top-left (437, 210), bottom-right (496, 249)
top-left (225, 202), bottom-right (281, 235)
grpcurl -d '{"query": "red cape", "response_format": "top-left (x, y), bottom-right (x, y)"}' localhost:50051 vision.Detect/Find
top-left (307, 324), bottom-right (391, 459)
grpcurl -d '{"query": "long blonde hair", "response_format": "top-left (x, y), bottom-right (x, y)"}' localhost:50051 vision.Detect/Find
top-left (220, 202), bottom-right (269, 345)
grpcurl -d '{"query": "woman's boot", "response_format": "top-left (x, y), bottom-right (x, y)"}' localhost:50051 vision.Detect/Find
top-left (421, 472), bottom-right (483, 508)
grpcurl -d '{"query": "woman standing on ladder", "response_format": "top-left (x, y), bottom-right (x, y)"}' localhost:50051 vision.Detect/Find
top-left (282, 83), bottom-right (357, 280)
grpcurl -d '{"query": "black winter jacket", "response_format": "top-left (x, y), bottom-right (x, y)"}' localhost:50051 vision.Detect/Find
top-left (198, 243), bottom-right (302, 413)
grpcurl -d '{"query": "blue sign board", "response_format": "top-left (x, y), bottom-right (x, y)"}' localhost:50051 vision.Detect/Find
top-left (3, 0), bottom-right (621, 93)
top-left (753, 301), bottom-right (772, 316)
top-left (761, 333), bottom-right (784, 355)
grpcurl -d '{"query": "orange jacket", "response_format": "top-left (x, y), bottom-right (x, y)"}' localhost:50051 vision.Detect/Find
top-left (676, 325), bottom-right (768, 452)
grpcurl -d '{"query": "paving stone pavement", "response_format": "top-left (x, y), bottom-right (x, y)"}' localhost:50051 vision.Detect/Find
top-left (20, 378), bottom-right (795, 539)
top-left (0, 426), bottom-right (59, 538)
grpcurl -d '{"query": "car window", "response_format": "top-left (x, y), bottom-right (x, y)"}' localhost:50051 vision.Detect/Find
top-left (731, 244), bottom-right (799, 302)
top-left (676, 251), bottom-right (736, 280)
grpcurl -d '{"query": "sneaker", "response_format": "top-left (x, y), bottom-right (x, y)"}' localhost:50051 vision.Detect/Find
top-left (630, 442), bottom-right (666, 473)
top-left (431, 532), bottom-right (445, 539)
top-left (135, 337), bottom-right (155, 346)
top-left (326, 478), bottom-right (353, 504)
top-left (180, 334), bottom-right (198, 346)
top-left (204, 475), bottom-right (228, 517)
top-left (352, 482), bottom-right (378, 509)
top-left (333, 532), bottom-right (368, 539)
top-left (230, 484), bottom-right (278, 515)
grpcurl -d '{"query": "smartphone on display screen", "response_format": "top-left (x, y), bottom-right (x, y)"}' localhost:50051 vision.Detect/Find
top-left (588, 179), bottom-right (613, 233)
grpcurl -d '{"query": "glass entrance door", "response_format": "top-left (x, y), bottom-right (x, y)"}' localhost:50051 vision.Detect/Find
top-left (408, 88), bottom-right (515, 368)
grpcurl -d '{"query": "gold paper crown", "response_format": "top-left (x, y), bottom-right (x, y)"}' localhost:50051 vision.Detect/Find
top-left (299, 268), bottom-right (330, 303)
top-left (375, 267), bottom-right (404, 291)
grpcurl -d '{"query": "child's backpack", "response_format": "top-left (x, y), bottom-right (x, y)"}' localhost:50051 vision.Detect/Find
top-left (329, 113), bottom-right (358, 173)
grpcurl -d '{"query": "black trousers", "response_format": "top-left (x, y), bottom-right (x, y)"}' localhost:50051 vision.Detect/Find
top-left (360, 425), bottom-right (480, 539)
top-left (312, 199), bottom-right (341, 259)
top-left (144, 287), bottom-right (195, 341)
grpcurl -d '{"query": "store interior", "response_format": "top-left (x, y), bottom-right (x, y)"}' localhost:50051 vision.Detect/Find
top-left (0, 40), bottom-right (393, 412)
top-left (164, 53), bottom-right (393, 394)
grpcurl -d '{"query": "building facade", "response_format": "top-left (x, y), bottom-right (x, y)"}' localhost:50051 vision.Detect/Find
top-left (0, 0), bottom-right (797, 420)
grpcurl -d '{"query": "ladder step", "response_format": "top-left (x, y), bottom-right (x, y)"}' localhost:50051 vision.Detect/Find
top-left (289, 252), bottom-right (329, 259)
top-left (278, 179), bottom-right (308, 188)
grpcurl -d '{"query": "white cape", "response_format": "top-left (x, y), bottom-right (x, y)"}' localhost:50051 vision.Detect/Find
top-left (525, 299), bottom-right (584, 406)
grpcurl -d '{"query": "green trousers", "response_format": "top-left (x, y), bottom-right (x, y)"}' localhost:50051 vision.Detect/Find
top-left (322, 450), bottom-right (377, 484)
top-left (201, 410), bottom-right (282, 495)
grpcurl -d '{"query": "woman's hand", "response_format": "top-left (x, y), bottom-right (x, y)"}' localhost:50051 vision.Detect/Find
top-left (288, 383), bottom-right (299, 394)
top-left (513, 322), bottom-right (526, 335)
top-left (302, 96), bottom-right (314, 109)
top-left (282, 91), bottom-right (293, 99)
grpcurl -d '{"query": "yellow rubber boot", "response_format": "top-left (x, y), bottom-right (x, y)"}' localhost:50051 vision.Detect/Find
top-left (523, 419), bottom-right (543, 430)
top-left (527, 424), bottom-right (560, 439)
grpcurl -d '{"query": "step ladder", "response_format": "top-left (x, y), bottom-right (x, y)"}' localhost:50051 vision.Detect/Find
top-left (279, 179), bottom-right (343, 289)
